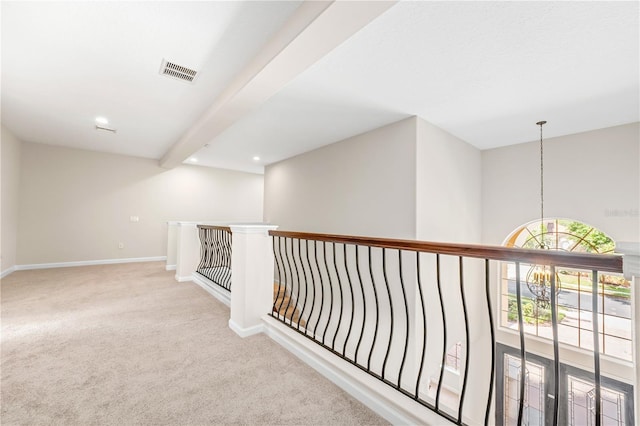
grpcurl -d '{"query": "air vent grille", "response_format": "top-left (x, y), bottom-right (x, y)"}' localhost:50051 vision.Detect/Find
top-left (160, 59), bottom-right (198, 83)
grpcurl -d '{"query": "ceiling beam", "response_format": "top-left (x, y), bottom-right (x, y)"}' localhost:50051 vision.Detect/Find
top-left (160, 0), bottom-right (397, 169)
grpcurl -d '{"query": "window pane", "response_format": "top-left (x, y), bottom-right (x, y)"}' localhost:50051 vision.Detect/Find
top-left (503, 354), bottom-right (545, 426)
top-left (568, 375), bottom-right (626, 426)
top-left (500, 218), bottom-right (633, 361)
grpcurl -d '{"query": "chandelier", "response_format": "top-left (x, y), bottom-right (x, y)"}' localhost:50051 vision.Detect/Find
top-left (525, 120), bottom-right (561, 308)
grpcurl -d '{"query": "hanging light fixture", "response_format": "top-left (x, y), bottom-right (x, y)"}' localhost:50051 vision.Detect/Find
top-left (525, 120), bottom-right (561, 308)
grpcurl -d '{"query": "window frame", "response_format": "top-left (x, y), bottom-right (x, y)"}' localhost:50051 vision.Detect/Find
top-left (496, 343), bottom-right (634, 426)
top-left (498, 218), bottom-right (633, 362)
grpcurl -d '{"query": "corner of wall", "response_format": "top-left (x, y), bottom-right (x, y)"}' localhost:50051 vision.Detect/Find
top-left (414, 117), bottom-right (482, 243)
top-left (1, 125), bottom-right (23, 273)
top-left (263, 116), bottom-right (419, 239)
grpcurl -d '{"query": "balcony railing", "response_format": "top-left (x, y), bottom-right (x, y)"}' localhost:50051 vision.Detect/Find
top-left (172, 223), bottom-right (633, 425)
top-left (268, 230), bottom-right (624, 426)
top-left (196, 225), bottom-right (232, 292)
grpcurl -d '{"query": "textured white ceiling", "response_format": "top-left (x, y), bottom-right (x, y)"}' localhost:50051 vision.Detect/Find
top-left (1, 1), bottom-right (301, 159)
top-left (2, 1), bottom-right (638, 175)
top-left (194, 0), bottom-right (639, 173)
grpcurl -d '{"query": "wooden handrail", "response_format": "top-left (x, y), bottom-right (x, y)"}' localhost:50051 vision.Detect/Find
top-left (197, 225), bottom-right (232, 233)
top-left (269, 230), bottom-right (623, 273)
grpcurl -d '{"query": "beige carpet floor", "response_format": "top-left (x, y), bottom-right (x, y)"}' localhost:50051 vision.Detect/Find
top-left (1, 262), bottom-right (386, 425)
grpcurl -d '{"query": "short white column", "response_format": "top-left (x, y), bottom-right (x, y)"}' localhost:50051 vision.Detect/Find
top-left (166, 221), bottom-right (179, 271)
top-left (175, 222), bottom-right (200, 282)
top-left (228, 224), bottom-right (278, 337)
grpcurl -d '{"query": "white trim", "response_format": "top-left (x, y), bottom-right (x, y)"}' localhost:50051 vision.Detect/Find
top-left (262, 315), bottom-right (454, 426)
top-left (170, 221), bottom-right (230, 226)
top-left (617, 241), bottom-right (640, 279)
top-left (229, 319), bottom-right (265, 337)
top-left (175, 274), bottom-right (193, 283)
top-left (229, 224), bottom-right (278, 234)
top-left (1, 266), bottom-right (16, 279)
top-left (165, 264), bottom-right (176, 271)
top-left (15, 256), bottom-right (167, 271)
top-left (191, 272), bottom-right (231, 307)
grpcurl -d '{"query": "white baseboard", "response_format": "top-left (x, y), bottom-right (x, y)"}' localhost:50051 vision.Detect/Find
top-left (263, 315), bottom-right (453, 426)
top-left (165, 264), bottom-right (176, 271)
top-left (191, 273), bottom-right (231, 307)
top-left (229, 319), bottom-right (265, 338)
top-left (175, 274), bottom-right (193, 282)
top-left (1, 266), bottom-right (16, 279)
top-left (15, 256), bottom-right (167, 271)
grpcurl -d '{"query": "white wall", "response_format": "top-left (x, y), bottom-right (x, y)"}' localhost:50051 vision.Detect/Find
top-left (482, 122), bottom-right (639, 246)
top-left (264, 117), bottom-right (417, 239)
top-left (416, 118), bottom-right (482, 243)
top-left (17, 142), bottom-right (263, 265)
top-left (1, 125), bottom-right (22, 273)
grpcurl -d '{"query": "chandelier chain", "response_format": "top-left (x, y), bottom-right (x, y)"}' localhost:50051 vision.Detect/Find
top-left (537, 120), bottom-right (547, 249)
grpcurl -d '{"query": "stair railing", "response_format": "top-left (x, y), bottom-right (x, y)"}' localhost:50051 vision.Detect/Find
top-left (196, 225), bottom-right (232, 291)
top-left (269, 230), bottom-right (624, 426)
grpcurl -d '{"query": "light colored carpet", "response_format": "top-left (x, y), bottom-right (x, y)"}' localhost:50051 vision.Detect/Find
top-left (1, 262), bottom-right (387, 425)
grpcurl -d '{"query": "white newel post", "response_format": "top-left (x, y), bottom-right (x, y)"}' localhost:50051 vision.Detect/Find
top-left (166, 221), bottom-right (178, 271)
top-left (616, 242), bottom-right (640, 421)
top-left (228, 224), bottom-right (278, 338)
top-left (175, 222), bottom-right (200, 282)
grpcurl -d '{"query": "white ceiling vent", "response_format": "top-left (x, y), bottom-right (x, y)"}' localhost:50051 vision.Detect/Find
top-left (159, 59), bottom-right (198, 83)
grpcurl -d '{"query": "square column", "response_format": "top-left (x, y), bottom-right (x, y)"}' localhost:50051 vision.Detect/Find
top-left (166, 221), bottom-right (179, 271)
top-left (175, 222), bottom-right (199, 282)
top-left (228, 224), bottom-right (278, 337)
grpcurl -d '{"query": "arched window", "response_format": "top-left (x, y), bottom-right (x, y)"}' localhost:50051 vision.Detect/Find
top-left (500, 218), bottom-right (631, 361)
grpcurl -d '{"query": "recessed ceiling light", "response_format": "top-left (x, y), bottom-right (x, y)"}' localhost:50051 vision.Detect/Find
top-left (189, 158), bottom-right (198, 163)
top-left (253, 156), bottom-right (260, 161)
top-left (95, 117), bottom-right (109, 125)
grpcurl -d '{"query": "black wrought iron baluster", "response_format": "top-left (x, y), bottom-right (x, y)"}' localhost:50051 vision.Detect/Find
top-left (213, 230), bottom-right (224, 284)
top-left (204, 229), bottom-right (213, 278)
top-left (367, 246), bottom-right (380, 373)
top-left (322, 241), bottom-right (334, 346)
top-left (331, 243), bottom-right (344, 351)
top-left (306, 240), bottom-right (319, 336)
top-left (298, 239), bottom-right (310, 332)
top-left (204, 230), bottom-right (211, 279)
top-left (273, 236), bottom-right (285, 313)
top-left (457, 256), bottom-right (470, 425)
top-left (226, 230), bottom-right (233, 289)
top-left (354, 245), bottom-right (366, 365)
top-left (343, 244), bottom-right (355, 358)
top-left (515, 261), bottom-right (526, 426)
top-left (197, 228), bottom-right (206, 273)
top-left (415, 252), bottom-right (427, 399)
top-left (550, 265), bottom-right (560, 426)
top-left (221, 230), bottom-right (232, 290)
top-left (381, 248), bottom-right (394, 381)
top-left (204, 228), bottom-right (211, 272)
top-left (209, 230), bottom-right (215, 276)
top-left (283, 237), bottom-right (295, 326)
top-left (484, 259), bottom-right (495, 426)
top-left (290, 238), bottom-right (301, 328)
top-left (601, 275), bottom-right (606, 355)
top-left (216, 230), bottom-right (224, 286)
top-left (397, 250), bottom-right (410, 391)
top-left (592, 270), bottom-right (601, 426)
top-left (313, 240), bottom-right (325, 338)
top-left (435, 254), bottom-right (446, 411)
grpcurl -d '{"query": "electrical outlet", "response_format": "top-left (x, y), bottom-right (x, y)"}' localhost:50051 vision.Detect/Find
top-left (130, 216), bottom-right (139, 222)
top-left (118, 242), bottom-right (124, 249)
